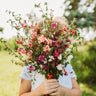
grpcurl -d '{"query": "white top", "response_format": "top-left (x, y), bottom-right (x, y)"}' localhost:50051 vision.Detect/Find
top-left (19, 64), bottom-right (77, 91)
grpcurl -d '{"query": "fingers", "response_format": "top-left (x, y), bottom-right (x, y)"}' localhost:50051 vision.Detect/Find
top-left (48, 87), bottom-right (58, 94)
top-left (50, 92), bottom-right (57, 96)
top-left (47, 79), bottom-right (58, 83)
top-left (49, 84), bottom-right (60, 89)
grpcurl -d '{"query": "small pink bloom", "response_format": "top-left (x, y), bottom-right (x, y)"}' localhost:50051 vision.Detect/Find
top-left (17, 47), bottom-right (21, 53)
top-left (32, 32), bottom-right (37, 37)
top-left (23, 26), bottom-right (26, 30)
top-left (16, 40), bottom-right (24, 44)
top-left (46, 38), bottom-right (52, 45)
top-left (71, 30), bottom-right (76, 34)
top-left (21, 49), bottom-right (26, 54)
top-left (16, 25), bottom-right (19, 28)
top-left (62, 27), bottom-right (66, 31)
top-left (38, 35), bottom-right (46, 44)
top-left (28, 43), bottom-right (32, 47)
top-left (27, 66), bottom-right (35, 71)
top-left (43, 45), bottom-right (50, 52)
top-left (31, 25), bottom-right (34, 29)
top-left (28, 51), bottom-right (33, 56)
top-left (51, 23), bottom-right (57, 28)
top-left (24, 20), bottom-right (26, 23)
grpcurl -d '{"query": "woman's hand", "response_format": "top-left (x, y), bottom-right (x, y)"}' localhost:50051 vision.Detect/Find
top-left (38, 79), bottom-right (60, 96)
top-left (50, 85), bottom-right (62, 96)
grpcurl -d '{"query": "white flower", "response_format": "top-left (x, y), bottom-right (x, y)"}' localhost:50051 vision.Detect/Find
top-left (49, 56), bottom-right (54, 60)
top-left (43, 58), bottom-right (47, 64)
top-left (49, 59), bottom-right (52, 62)
top-left (56, 64), bottom-right (63, 70)
top-left (40, 65), bottom-right (43, 68)
top-left (66, 48), bottom-right (71, 52)
top-left (67, 55), bottom-right (73, 62)
top-left (58, 54), bottom-right (62, 60)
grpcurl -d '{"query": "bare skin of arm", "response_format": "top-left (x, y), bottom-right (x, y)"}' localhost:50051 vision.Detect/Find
top-left (50, 78), bottom-right (82, 96)
top-left (19, 78), bottom-right (60, 96)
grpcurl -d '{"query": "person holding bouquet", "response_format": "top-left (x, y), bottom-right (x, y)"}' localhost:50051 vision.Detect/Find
top-left (18, 17), bottom-right (81, 96)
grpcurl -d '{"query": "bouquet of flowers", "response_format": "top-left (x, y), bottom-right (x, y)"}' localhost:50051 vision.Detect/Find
top-left (0, 2), bottom-right (82, 89)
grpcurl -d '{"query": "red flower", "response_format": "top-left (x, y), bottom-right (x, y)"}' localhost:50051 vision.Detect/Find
top-left (62, 27), bottom-right (66, 31)
top-left (16, 40), bottom-right (24, 44)
top-left (58, 49), bottom-right (62, 53)
top-left (66, 45), bottom-right (69, 48)
top-left (68, 39), bottom-right (71, 42)
top-left (28, 43), bottom-right (32, 47)
top-left (71, 30), bottom-right (76, 34)
top-left (53, 42), bottom-right (57, 47)
top-left (64, 69), bottom-right (67, 75)
top-left (53, 50), bottom-right (59, 57)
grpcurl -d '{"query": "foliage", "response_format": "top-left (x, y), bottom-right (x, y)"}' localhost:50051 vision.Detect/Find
top-left (63, 0), bottom-right (96, 30)
top-left (0, 27), bottom-right (4, 33)
top-left (71, 39), bottom-right (96, 84)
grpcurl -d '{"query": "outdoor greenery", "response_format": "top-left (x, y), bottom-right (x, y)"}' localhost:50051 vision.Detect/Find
top-left (63, 0), bottom-right (96, 29)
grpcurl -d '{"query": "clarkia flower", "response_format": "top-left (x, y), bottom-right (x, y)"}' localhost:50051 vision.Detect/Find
top-left (38, 35), bottom-right (46, 44)
top-left (17, 47), bottom-right (21, 53)
top-left (62, 27), bottom-right (66, 31)
top-left (38, 55), bottom-right (45, 61)
top-left (53, 50), bottom-right (59, 57)
top-left (71, 29), bottom-right (76, 34)
top-left (46, 38), bottom-right (52, 45)
top-left (43, 45), bottom-right (50, 52)
top-left (27, 66), bottom-right (35, 71)
top-left (43, 65), bottom-right (48, 70)
top-left (28, 51), bottom-right (33, 56)
top-left (21, 49), bottom-right (26, 54)
top-left (28, 43), bottom-right (32, 47)
top-left (51, 23), bottom-right (57, 28)
top-left (32, 32), bottom-right (37, 37)
top-left (16, 40), bottom-right (24, 44)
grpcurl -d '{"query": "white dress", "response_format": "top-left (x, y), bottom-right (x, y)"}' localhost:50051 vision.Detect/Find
top-left (19, 64), bottom-right (77, 91)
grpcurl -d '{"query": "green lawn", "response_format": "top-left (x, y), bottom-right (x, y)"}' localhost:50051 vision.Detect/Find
top-left (0, 51), bottom-right (96, 96)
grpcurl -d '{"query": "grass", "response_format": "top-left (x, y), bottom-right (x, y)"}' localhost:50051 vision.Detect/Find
top-left (0, 51), bottom-right (96, 96)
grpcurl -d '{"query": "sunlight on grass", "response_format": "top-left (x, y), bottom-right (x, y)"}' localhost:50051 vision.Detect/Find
top-left (0, 51), bottom-right (23, 96)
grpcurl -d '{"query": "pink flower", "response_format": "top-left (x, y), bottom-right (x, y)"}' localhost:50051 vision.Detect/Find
top-left (51, 23), bottom-right (57, 28)
top-left (15, 25), bottom-right (19, 28)
top-left (66, 45), bottom-right (69, 48)
top-left (32, 32), bottom-right (37, 37)
top-left (17, 47), bottom-right (21, 53)
top-left (71, 30), bottom-right (76, 34)
top-left (27, 66), bottom-right (35, 71)
top-left (21, 49), bottom-right (26, 54)
top-left (46, 38), bottom-right (52, 45)
top-left (28, 43), bottom-right (32, 47)
top-left (16, 40), bottom-right (24, 44)
top-left (62, 27), bottom-right (66, 31)
top-left (31, 25), bottom-right (34, 29)
top-left (38, 35), bottom-right (46, 44)
top-left (43, 45), bottom-right (50, 52)
top-left (28, 51), bottom-right (33, 56)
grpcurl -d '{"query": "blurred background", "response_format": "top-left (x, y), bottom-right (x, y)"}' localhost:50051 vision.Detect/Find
top-left (0, 0), bottom-right (96, 96)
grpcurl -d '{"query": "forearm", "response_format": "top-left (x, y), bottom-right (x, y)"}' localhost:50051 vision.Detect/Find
top-left (60, 86), bottom-right (81, 96)
top-left (20, 87), bottom-right (42, 96)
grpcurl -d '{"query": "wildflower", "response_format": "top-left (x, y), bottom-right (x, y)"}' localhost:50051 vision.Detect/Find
top-left (17, 47), bottom-right (21, 53)
top-left (28, 43), bottom-right (32, 47)
top-left (21, 49), bottom-right (26, 54)
top-left (51, 23), bottom-right (57, 28)
top-left (56, 64), bottom-right (63, 70)
top-left (16, 40), bottom-right (24, 44)
top-left (32, 32), bottom-right (37, 37)
top-left (38, 35), bottom-right (46, 44)
top-left (71, 29), bottom-right (76, 34)
top-left (28, 51), bottom-right (33, 56)
top-left (62, 27), bottom-right (66, 31)
top-left (43, 45), bottom-right (50, 52)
